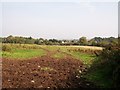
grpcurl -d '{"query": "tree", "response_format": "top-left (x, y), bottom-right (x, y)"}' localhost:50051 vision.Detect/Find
top-left (25, 37), bottom-right (35, 44)
top-left (88, 39), bottom-right (97, 46)
top-left (79, 37), bottom-right (88, 45)
top-left (6, 35), bottom-right (15, 43)
top-left (99, 40), bottom-right (109, 47)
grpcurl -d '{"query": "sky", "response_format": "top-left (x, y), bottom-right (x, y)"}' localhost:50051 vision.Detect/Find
top-left (0, 0), bottom-right (119, 39)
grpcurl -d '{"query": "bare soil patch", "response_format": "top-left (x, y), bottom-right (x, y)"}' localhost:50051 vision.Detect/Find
top-left (2, 50), bottom-right (96, 88)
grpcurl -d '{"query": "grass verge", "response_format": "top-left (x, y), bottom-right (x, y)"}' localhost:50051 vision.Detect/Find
top-left (70, 51), bottom-right (96, 65)
top-left (83, 60), bottom-right (113, 88)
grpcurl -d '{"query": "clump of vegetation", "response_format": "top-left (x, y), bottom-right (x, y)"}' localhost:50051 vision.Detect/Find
top-left (101, 44), bottom-right (120, 88)
top-left (2, 44), bottom-right (12, 52)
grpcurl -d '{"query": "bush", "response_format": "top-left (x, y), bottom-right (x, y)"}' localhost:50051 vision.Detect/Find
top-left (2, 45), bottom-right (12, 52)
top-left (100, 44), bottom-right (120, 88)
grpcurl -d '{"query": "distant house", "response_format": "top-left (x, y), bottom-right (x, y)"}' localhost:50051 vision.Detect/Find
top-left (61, 41), bottom-right (65, 44)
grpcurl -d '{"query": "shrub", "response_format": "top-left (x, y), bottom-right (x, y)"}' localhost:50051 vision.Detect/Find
top-left (2, 45), bottom-right (12, 52)
top-left (100, 44), bottom-right (120, 87)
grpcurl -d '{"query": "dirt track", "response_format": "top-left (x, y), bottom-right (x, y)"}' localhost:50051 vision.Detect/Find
top-left (2, 50), bottom-right (96, 88)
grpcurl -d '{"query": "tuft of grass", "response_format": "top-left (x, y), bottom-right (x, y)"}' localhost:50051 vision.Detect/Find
top-left (40, 67), bottom-right (56, 72)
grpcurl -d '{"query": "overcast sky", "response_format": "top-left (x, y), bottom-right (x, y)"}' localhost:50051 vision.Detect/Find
top-left (0, 0), bottom-right (118, 39)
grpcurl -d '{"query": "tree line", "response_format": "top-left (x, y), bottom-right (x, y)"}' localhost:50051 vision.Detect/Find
top-left (0, 35), bottom-right (118, 47)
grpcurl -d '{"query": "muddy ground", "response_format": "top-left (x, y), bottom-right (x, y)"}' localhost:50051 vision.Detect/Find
top-left (2, 50), bottom-right (96, 88)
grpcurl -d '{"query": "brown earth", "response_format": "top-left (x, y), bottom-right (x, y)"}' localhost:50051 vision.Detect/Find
top-left (2, 50), bottom-right (96, 89)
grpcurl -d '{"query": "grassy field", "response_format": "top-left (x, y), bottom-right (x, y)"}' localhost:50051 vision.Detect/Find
top-left (2, 44), bottom-right (46, 60)
top-left (2, 49), bottom-right (45, 60)
top-left (2, 43), bottom-right (112, 88)
top-left (1, 44), bottom-right (102, 61)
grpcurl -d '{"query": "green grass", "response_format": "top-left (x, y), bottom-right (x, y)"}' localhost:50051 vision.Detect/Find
top-left (2, 48), bottom-right (46, 60)
top-left (84, 63), bottom-right (113, 88)
top-left (69, 51), bottom-right (96, 65)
